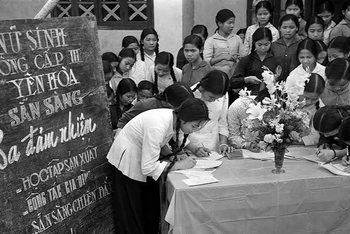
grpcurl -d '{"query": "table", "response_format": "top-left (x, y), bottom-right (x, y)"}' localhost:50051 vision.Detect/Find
top-left (165, 158), bottom-right (350, 234)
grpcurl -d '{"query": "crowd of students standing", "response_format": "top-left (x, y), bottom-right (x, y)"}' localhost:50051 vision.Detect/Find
top-left (103, 0), bottom-right (350, 233)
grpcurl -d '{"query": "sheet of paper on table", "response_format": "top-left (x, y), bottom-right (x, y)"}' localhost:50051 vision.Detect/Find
top-left (185, 151), bottom-right (224, 161)
top-left (173, 169), bottom-right (215, 179)
top-left (286, 147), bottom-right (318, 158)
top-left (302, 154), bottom-right (322, 163)
top-left (320, 162), bottom-right (350, 176)
top-left (203, 151), bottom-right (224, 161)
top-left (194, 160), bottom-right (222, 169)
top-left (182, 176), bottom-right (219, 186)
top-left (242, 149), bottom-right (274, 160)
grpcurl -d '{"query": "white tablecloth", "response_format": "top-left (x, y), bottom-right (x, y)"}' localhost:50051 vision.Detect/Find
top-left (165, 157), bottom-right (350, 234)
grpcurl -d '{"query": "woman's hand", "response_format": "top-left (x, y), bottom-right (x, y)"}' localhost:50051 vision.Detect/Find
top-left (195, 147), bottom-right (211, 157)
top-left (218, 144), bottom-right (235, 156)
top-left (230, 53), bottom-right (240, 62)
top-left (244, 76), bottom-right (261, 84)
top-left (317, 149), bottom-right (335, 162)
top-left (173, 156), bottom-right (197, 170)
top-left (220, 53), bottom-right (233, 62)
top-left (341, 156), bottom-right (350, 167)
top-left (317, 143), bottom-right (330, 151)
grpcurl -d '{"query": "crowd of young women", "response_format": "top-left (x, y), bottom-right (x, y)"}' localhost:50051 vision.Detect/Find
top-left (103, 1), bottom-right (350, 233)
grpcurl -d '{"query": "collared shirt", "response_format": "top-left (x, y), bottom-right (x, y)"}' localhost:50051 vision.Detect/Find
top-left (188, 85), bottom-right (229, 151)
top-left (203, 32), bottom-right (246, 77)
top-left (323, 21), bottom-right (336, 45)
top-left (137, 52), bottom-right (156, 74)
top-left (109, 72), bottom-right (123, 94)
top-left (148, 66), bottom-right (182, 93)
top-left (271, 35), bottom-right (302, 81)
top-left (182, 60), bottom-right (211, 86)
top-left (329, 19), bottom-right (350, 41)
top-left (128, 60), bottom-right (150, 85)
top-left (107, 108), bottom-right (175, 182)
top-left (285, 63), bottom-right (326, 95)
top-left (244, 22), bottom-right (280, 55)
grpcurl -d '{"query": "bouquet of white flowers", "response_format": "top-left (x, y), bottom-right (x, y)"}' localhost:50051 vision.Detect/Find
top-left (241, 66), bottom-right (310, 173)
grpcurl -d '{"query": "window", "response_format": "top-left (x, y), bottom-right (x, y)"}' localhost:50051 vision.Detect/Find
top-left (52, 0), bottom-right (154, 30)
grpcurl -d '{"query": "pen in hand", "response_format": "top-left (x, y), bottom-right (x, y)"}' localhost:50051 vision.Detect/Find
top-left (201, 143), bottom-right (210, 156)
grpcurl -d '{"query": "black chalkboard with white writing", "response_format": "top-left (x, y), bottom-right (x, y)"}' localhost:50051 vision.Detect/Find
top-left (0, 17), bottom-right (115, 233)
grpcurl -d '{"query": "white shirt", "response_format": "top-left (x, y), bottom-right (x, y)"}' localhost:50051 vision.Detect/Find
top-left (148, 66), bottom-right (182, 93)
top-left (227, 97), bottom-right (254, 148)
top-left (128, 59), bottom-right (150, 85)
top-left (188, 85), bottom-right (229, 152)
top-left (107, 109), bottom-right (174, 182)
top-left (285, 63), bottom-right (326, 96)
top-left (137, 52), bottom-right (156, 74)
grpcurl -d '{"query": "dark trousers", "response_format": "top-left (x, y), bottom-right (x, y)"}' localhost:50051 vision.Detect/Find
top-left (112, 169), bottom-right (160, 234)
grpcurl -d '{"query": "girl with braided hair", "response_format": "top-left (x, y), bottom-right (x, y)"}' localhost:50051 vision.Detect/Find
top-left (186, 70), bottom-right (234, 157)
top-left (139, 27), bottom-right (159, 72)
top-left (313, 105), bottom-right (350, 163)
top-left (121, 35), bottom-right (151, 84)
top-left (148, 51), bottom-right (182, 94)
top-left (109, 48), bottom-right (136, 93)
top-left (231, 27), bottom-right (281, 97)
top-left (107, 98), bottom-right (209, 234)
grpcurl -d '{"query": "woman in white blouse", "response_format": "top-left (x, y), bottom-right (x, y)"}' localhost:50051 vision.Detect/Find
top-left (187, 70), bottom-right (234, 157)
top-left (107, 98), bottom-right (209, 234)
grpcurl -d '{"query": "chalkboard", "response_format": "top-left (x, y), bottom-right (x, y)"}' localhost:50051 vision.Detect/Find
top-left (0, 17), bottom-right (115, 233)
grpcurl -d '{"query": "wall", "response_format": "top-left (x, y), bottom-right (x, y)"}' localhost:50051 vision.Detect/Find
top-left (193, 0), bottom-right (247, 37)
top-left (0, 0), bottom-right (47, 20)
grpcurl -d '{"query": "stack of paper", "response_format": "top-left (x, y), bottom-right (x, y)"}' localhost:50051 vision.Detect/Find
top-left (193, 160), bottom-right (222, 169)
top-left (172, 160), bottom-right (222, 186)
top-left (203, 151), bottom-right (224, 161)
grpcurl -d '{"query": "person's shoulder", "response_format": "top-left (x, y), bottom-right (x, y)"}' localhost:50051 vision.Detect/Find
top-left (229, 34), bottom-right (242, 41)
top-left (173, 66), bottom-right (182, 75)
top-left (246, 24), bottom-right (258, 32)
top-left (271, 38), bottom-right (284, 46)
top-left (206, 34), bottom-right (216, 41)
top-left (182, 63), bottom-right (191, 71)
top-left (142, 107), bottom-right (172, 118)
top-left (199, 60), bottom-right (211, 68)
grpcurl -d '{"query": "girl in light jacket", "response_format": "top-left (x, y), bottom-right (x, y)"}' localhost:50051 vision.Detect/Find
top-left (107, 98), bottom-right (209, 234)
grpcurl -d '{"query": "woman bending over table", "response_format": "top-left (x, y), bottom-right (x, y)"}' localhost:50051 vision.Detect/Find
top-left (107, 98), bottom-right (209, 234)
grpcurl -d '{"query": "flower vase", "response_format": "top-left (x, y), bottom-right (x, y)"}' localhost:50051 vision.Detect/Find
top-left (272, 146), bottom-right (286, 174)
